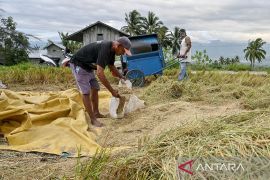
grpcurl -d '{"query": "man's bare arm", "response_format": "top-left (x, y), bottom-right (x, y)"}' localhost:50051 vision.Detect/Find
top-left (108, 65), bottom-right (125, 80)
top-left (184, 36), bottom-right (192, 56)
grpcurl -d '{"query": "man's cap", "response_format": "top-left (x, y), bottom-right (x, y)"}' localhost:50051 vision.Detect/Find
top-left (117, 36), bottom-right (132, 56)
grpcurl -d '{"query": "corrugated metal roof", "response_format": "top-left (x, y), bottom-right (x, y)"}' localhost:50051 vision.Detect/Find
top-left (43, 42), bottom-right (65, 50)
top-left (55, 43), bottom-right (65, 49)
top-left (66, 21), bottom-right (129, 42)
top-left (28, 50), bottom-right (47, 58)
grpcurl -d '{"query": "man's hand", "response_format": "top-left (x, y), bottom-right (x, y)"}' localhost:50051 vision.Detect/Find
top-left (178, 54), bottom-right (187, 59)
top-left (111, 89), bottom-right (120, 98)
top-left (96, 65), bottom-right (122, 98)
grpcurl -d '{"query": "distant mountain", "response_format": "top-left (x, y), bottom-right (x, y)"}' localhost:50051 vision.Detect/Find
top-left (29, 40), bottom-right (62, 49)
top-left (29, 40), bottom-right (47, 49)
top-left (192, 40), bottom-right (270, 66)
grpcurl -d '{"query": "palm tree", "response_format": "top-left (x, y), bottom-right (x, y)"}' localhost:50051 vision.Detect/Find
top-left (244, 38), bottom-right (266, 68)
top-left (219, 56), bottom-right (225, 65)
top-left (141, 11), bottom-right (163, 34)
top-left (231, 55), bottom-right (240, 64)
top-left (157, 25), bottom-right (171, 48)
top-left (168, 27), bottom-right (181, 56)
top-left (121, 10), bottom-right (143, 36)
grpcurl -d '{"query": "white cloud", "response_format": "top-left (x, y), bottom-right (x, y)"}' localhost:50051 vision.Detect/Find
top-left (1, 0), bottom-right (270, 43)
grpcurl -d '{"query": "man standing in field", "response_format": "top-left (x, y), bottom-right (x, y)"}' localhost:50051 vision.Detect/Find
top-left (70, 37), bottom-right (132, 128)
top-left (177, 29), bottom-right (192, 80)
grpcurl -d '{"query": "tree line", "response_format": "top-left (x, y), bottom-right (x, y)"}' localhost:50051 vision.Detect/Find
top-left (0, 16), bottom-right (29, 65)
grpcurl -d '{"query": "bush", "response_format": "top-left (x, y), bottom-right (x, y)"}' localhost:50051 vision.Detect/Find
top-left (224, 63), bottom-right (251, 71)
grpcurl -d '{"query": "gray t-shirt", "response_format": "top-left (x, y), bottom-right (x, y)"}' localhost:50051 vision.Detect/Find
top-left (71, 40), bottom-right (115, 72)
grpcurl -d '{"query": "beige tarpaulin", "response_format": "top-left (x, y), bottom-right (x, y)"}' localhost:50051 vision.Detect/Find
top-left (0, 88), bottom-right (111, 157)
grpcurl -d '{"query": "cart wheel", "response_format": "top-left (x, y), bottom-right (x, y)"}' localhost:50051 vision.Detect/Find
top-left (125, 70), bottom-right (145, 87)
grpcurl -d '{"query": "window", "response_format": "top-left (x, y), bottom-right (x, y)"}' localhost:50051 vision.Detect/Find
top-left (97, 34), bottom-right (104, 41)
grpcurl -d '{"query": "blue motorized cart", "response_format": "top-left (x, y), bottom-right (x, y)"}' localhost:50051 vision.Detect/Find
top-left (122, 34), bottom-right (165, 87)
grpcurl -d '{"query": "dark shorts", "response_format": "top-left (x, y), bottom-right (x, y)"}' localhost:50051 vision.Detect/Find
top-left (70, 63), bottom-right (100, 95)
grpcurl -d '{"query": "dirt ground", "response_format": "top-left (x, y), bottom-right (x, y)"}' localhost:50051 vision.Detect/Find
top-left (96, 100), bottom-right (243, 147)
top-left (0, 83), bottom-right (246, 179)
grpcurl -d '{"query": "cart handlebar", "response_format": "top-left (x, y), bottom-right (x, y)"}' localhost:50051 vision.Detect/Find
top-left (150, 57), bottom-right (180, 75)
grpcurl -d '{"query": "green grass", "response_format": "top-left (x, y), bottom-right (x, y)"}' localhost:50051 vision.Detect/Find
top-left (189, 63), bottom-right (270, 72)
top-left (75, 149), bottom-right (111, 180)
top-left (189, 63), bottom-right (251, 71)
top-left (0, 62), bottom-right (118, 85)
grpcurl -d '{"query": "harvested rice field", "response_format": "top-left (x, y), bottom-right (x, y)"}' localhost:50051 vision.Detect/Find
top-left (1, 66), bottom-right (270, 179)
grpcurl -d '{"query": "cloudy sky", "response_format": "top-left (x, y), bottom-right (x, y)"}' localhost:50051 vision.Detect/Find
top-left (1, 0), bottom-right (270, 44)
